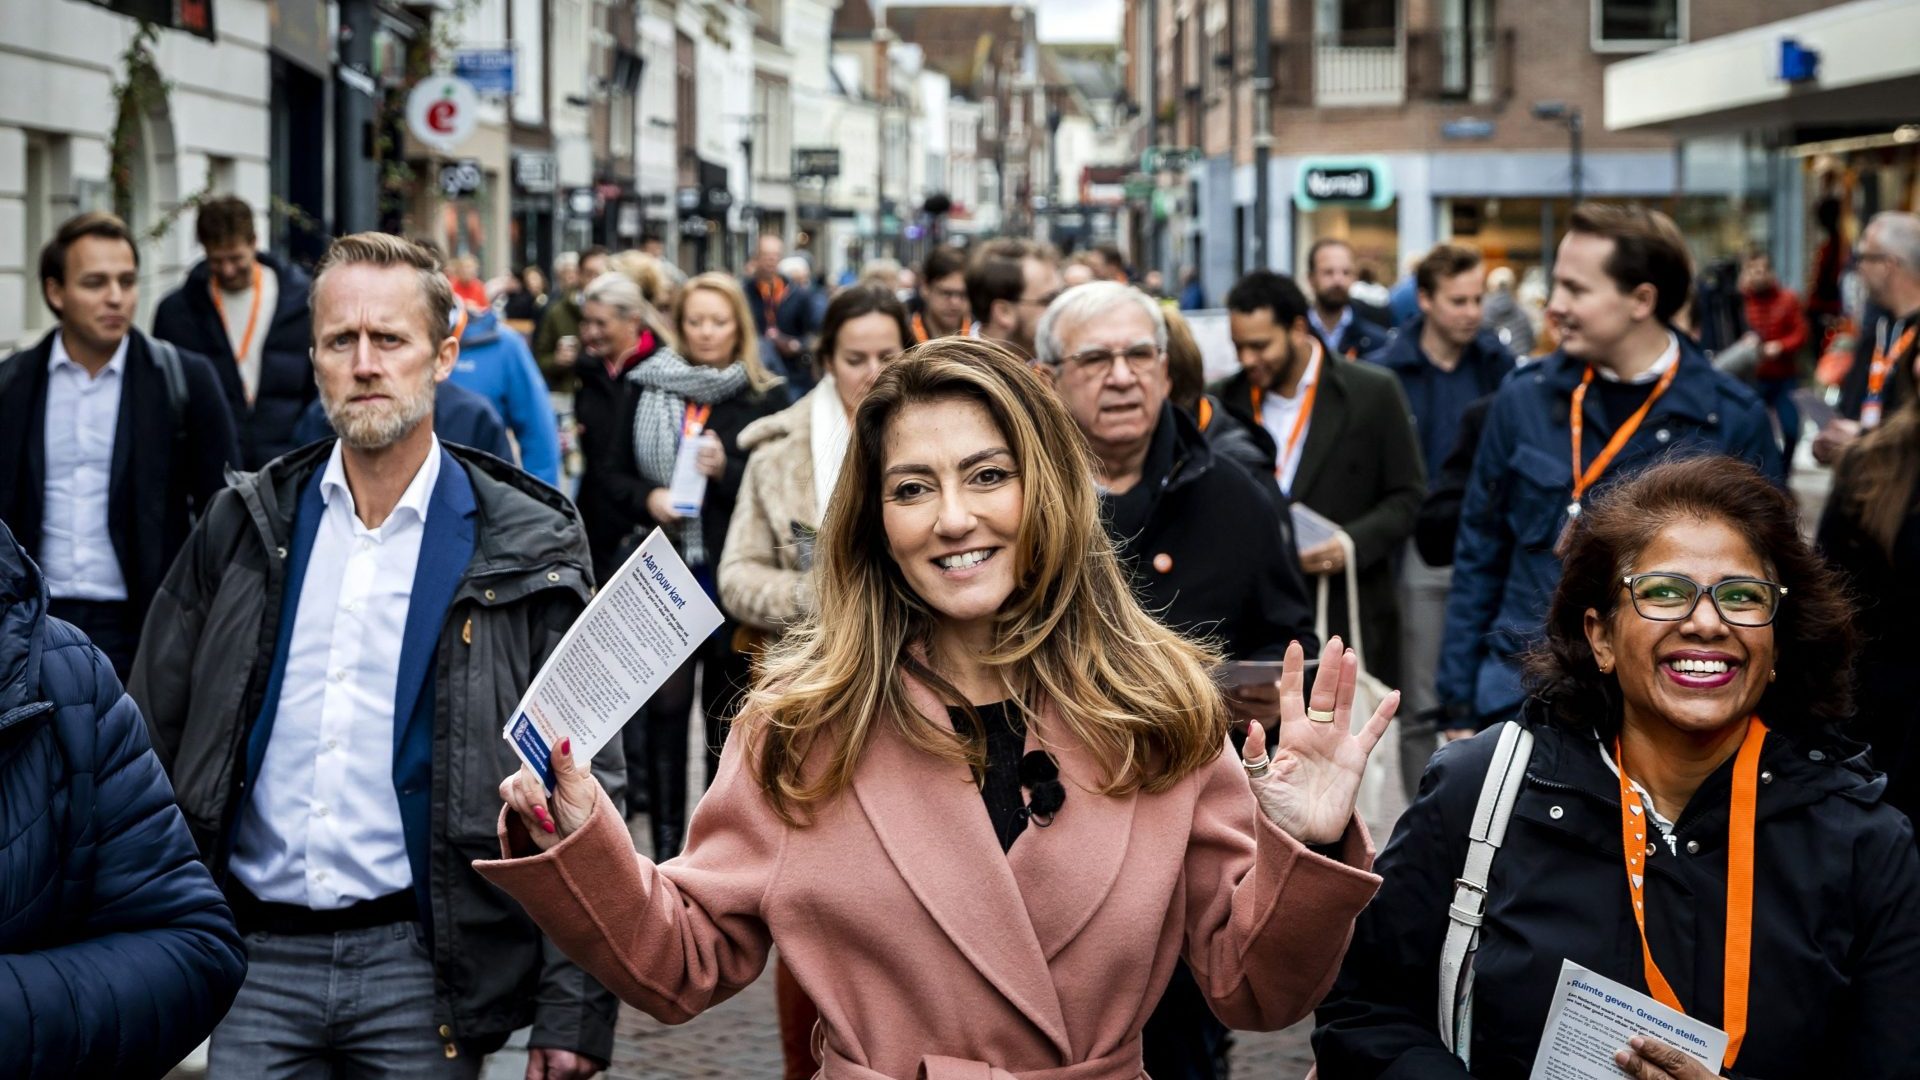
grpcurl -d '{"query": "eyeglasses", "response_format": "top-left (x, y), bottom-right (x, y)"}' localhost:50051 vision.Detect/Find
top-left (1017, 290), bottom-right (1063, 309)
top-left (928, 285), bottom-right (968, 303)
top-left (1060, 343), bottom-right (1164, 375)
top-left (1620, 573), bottom-right (1787, 628)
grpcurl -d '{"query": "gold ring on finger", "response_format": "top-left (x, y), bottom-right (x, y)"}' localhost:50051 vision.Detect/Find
top-left (1306, 707), bottom-right (1337, 724)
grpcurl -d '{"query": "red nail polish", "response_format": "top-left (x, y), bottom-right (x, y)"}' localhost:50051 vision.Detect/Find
top-left (559, 738), bottom-right (571, 756)
top-left (543, 817), bottom-right (557, 835)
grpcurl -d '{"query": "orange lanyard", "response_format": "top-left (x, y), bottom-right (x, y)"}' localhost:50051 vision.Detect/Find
top-left (682, 402), bottom-right (712, 438)
top-left (450, 303), bottom-right (471, 343)
top-left (1251, 347), bottom-right (1321, 489)
top-left (1614, 717), bottom-right (1766, 1070)
top-left (758, 277), bottom-right (786, 312)
top-left (912, 313), bottom-right (931, 344)
top-left (1864, 323), bottom-right (1916, 425)
top-left (209, 263), bottom-right (265, 368)
top-left (1567, 356), bottom-right (1682, 514)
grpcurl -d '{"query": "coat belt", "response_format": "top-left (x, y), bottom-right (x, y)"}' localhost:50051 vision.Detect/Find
top-left (819, 1039), bottom-right (1144, 1080)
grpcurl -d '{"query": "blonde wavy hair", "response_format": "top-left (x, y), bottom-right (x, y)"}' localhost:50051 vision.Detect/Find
top-left (675, 272), bottom-right (783, 393)
top-left (742, 338), bottom-right (1230, 825)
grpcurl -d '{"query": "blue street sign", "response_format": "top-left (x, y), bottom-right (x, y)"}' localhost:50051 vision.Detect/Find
top-left (455, 49), bottom-right (515, 96)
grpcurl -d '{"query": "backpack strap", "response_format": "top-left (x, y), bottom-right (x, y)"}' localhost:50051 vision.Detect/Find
top-left (1438, 720), bottom-right (1534, 1068)
top-left (144, 333), bottom-right (190, 435)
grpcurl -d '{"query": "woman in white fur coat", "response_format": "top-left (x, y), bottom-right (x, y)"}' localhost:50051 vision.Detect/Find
top-left (720, 284), bottom-right (915, 634)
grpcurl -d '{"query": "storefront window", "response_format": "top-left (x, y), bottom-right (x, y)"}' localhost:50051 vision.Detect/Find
top-left (1295, 205), bottom-right (1398, 282)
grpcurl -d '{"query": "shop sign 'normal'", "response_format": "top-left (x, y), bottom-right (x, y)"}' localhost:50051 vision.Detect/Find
top-left (1295, 158), bottom-right (1395, 210)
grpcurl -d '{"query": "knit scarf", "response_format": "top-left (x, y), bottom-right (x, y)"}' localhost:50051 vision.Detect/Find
top-left (630, 350), bottom-right (750, 566)
top-left (809, 376), bottom-right (853, 516)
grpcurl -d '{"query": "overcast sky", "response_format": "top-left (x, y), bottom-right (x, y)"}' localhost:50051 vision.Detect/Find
top-left (881, 0), bottom-right (1123, 44)
top-left (1036, 0), bottom-right (1123, 43)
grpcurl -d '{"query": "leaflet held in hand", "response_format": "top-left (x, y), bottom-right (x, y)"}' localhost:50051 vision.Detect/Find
top-left (503, 528), bottom-right (722, 791)
top-left (669, 435), bottom-right (709, 516)
top-left (1529, 960), bottom-right (1727, 1080)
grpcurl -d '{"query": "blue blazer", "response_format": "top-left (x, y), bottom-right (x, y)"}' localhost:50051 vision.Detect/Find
top-left (239, 444), bottom-right (477, 919)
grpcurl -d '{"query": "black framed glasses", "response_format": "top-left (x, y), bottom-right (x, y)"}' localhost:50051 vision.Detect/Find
top-left (1060, 342), bottom-right (1163, 376)
top-left (1620, 573), bottom-right (1787, 628)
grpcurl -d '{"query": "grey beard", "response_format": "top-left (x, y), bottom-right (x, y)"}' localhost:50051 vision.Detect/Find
top-left (324, 376), bottom-right (435, 450)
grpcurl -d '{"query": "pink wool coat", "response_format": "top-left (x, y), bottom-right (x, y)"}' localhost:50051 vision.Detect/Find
top-left (474, 680), bottom-right (1382, 1079)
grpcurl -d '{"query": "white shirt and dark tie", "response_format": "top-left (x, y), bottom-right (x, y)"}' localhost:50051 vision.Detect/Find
top-left (40, 332), bottom-right (131, 602)
top-left (229, 437), bottom-right (443, 909)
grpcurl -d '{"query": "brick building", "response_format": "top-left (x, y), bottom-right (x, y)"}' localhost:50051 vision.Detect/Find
top-left (1122, 0), bottom-right (1833, 302)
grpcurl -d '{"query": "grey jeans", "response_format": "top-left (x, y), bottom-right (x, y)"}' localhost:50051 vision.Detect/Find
top-left (1397, 540), bottom-right (1449, 802)
top-left (208, 922), bottom-right (483, 1080)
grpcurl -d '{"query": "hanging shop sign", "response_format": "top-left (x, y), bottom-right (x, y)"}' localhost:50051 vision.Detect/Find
top-left (438, 159), bottom-right (483, 198)
top-left (86, 0), bottom-right (215, 41)
top-left (406, 75), bottom-right (480, 152)
top-left (455, 48), bottom-right (516, 96)
top-left (1295, 157), bottom-right (1395, 210)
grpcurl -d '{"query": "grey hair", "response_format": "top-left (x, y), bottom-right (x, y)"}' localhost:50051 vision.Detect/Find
top-left (777, 255), bottom-right (812, 281)
top-left (1034, 280), bottom-right (1168, 366)
top-left (553, 251), bottom-right (581, 273)
top-left (1870, 211), bottom-right (1920, 272)
top-left (582, 270), bottom-right (645, 316)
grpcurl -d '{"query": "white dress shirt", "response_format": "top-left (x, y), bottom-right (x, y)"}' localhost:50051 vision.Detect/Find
top-left (1594, 332), bottom-right (1681, 384)
top-left (230, 437), bottom-right (444, 908)
top-left (1259, 345), bottom-right (1323, 495)
top-left (40, 332), bottom-right (130, 601)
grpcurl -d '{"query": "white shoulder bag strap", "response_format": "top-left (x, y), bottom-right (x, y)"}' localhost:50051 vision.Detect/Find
top-left (1312, 530), bottom-right (1368, 664)
top-left (1438, 720), bottom-right (1533, 1068)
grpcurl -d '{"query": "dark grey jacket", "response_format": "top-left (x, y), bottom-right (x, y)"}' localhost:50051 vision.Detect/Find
top-left (129, 439), bottom-right (625, 1062)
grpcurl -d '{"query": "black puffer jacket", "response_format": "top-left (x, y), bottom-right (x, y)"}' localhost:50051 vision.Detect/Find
top-left (129, 440), bottom-right (626, 1061)
top-left (1313, 707), bottom-right (1920, 1079)
top-left (0, 518), bottom-right (245, 1078)
top-left (1106, 402), bottom-right (1316, 661)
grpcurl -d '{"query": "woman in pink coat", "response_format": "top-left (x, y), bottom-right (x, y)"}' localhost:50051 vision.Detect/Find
top-left (479, 338), bottom-right (1398, 1078)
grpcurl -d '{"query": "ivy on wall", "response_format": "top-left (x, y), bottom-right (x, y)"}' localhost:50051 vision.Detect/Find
top-left (108, 21), bottom-right (168, 226)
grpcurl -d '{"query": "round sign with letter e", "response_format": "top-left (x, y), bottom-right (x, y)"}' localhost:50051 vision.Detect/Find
top-left (407, 75), bottom-right (479, 152)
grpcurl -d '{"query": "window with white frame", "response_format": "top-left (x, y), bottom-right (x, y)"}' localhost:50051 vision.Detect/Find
top-left (1592, 0), bottom-right (1685, 51)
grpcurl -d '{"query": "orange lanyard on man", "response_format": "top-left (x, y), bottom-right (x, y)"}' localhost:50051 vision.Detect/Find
top-left (1862, 321), bottom-right (1917, 430)
top-left (758, 276), bottom-right (787, 316)
top-left (209, 263), bottom-right (266, 370)
top-left (1250, 346), bottom-right (1321, 493)
top-left (1614, 718), bottom-right (1766, 1070)
top-left (1566, 355), bottom-right (1682, 520)
top-left (911, 313), bottom-right (931, 344)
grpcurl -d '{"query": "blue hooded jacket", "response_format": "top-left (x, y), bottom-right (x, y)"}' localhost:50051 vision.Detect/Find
top-left (1435, 337), bottom-right (1786, 727)
top-left (448, 305), bottom-right (562, 486)
top-left (0, 517), bottom-right (245, 1077)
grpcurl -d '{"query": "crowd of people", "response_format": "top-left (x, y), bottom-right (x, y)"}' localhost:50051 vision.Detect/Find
top-left (4, 191), bottom-right (1920, 1080)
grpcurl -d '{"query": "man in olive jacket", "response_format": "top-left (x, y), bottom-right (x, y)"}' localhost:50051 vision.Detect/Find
top-left (131, 233), bottom-right (623, 1077)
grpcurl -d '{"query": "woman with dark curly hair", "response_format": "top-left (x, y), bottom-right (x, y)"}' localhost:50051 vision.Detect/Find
top-left (1314, 455), bottom-right (1920, 1079)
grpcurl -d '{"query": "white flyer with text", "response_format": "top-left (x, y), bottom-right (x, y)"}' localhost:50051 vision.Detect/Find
top-left (503, 528), bottom-right (723, 790)
top-left (1529, 960), bottom-right (1727, 1080)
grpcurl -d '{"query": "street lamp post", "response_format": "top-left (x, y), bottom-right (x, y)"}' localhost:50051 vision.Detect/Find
top-left (1531, 100), bottom-right (1584, 205)
top-left (1252, 0), bottom-right (1273, 271)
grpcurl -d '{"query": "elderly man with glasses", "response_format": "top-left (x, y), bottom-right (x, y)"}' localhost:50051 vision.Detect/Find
top-left (1034, 280), bottom-right (1318, 1080)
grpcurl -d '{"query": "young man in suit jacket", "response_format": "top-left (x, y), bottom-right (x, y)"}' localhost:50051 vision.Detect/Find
top-left (1435, 204), bottom-right (1783, 734)
top-left (1212, 270), bottom-right (1426, 692)
top-left (152, 194), bottom-right (317, 469)
top-left (0, 211), bottom-right (240, 680)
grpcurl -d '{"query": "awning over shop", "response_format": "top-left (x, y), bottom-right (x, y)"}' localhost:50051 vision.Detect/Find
top-left (1604, 0), bottom-right (1920, 134)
